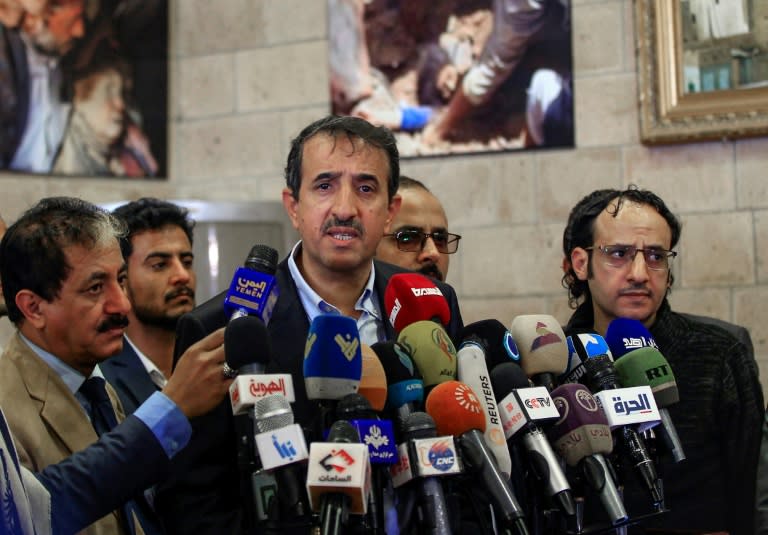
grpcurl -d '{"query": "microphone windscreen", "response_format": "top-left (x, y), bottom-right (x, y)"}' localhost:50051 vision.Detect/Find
top-left (303, 314), bottom-right (362, 400)
top-left (336, 393), bottom-right (375, 421)
top-left (549, 383), bottom-right (612, 465)
top-left (489, 362), bottom-right (531, 400)
top-left (253, 394), bottom-right (294, 432)
top-left (371, 341), bottom-right (424, 409)
top-left (398, 321), bottom-right (457, 388)
top-left (384, 273), bottom-right (451, 331)
top-left (224, 315), bottom-right (272, 372)
top-left (604, 318), bottom-right (659, 359)
top-left (613, 347), bottom-right (679, 406)
top-left (327, 419), bottom-right (361, 443)
top-left (401, 412), bottom-right (438, 441)
top-left (224, 245), bottom-right (280, 323)
top-left (244, 244), bottom-right (278, 274)
top-left (426, 381), bottom-right (486, 436)
top-left (461, 319), bottom-right (521, 370)
top-left (359, 344), bottom-right (388, 412)
top-left (510, 314), bottom-right (569, 378)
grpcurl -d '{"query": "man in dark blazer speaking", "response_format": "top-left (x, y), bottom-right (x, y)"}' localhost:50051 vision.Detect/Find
top-left (155, 115), bottom-right (464, 535)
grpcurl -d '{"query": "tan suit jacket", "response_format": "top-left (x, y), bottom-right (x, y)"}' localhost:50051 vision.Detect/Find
top-left (0, 332), bottom-right (143, 535)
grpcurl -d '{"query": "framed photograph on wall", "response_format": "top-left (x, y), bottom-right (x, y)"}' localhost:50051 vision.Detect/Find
top-left (0, 0), bottom-right (167, 178)
top-left (637, 0), bottom-right (768, 144)
top-left (328, 0), bottom-right (574, 158)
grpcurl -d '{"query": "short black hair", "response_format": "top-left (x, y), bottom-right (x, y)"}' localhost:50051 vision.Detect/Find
top-left (562, 185), bottom-right (682, 308)
top-left (112, 198), bottom-right (194, 260)
top-left (284, 115), bottom-right (400, 201)
top-left (0, 197), bottom-right (126, 324)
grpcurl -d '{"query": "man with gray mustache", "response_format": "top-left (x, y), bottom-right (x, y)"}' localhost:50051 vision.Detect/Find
top-left (102, 198), bottom-right (197, 416)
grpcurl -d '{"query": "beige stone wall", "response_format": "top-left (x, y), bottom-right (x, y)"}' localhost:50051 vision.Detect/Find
top-left (1, 0), bottom-right (767, 394)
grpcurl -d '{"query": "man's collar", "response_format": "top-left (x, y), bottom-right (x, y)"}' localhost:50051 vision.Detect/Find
top-left (18, 333), bottom-right (103, 396)
top-left (287, 241), bottom-right (379, 322)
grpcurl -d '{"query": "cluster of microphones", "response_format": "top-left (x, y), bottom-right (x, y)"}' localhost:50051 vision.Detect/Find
top-left (221, 245), bottom-right (686, 534)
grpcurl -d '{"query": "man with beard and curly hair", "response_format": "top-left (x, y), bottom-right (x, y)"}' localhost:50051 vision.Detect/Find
top-left (101, 198), bottom-right (196, 416)
top-left (376, 175), bottom-right (460, 282)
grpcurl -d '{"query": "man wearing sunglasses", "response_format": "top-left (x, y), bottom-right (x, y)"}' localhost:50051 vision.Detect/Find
top-left (561, 186), bottom-right (763, 535)
top-left (376, 176), bottom-right (460, 282)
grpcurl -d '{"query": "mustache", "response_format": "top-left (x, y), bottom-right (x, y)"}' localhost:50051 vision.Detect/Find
top-left (165, 287), bottom-right (195, 302)
top-left (618, 285), bottom-right (652, 296)
top-left (97, 315), bottom-right (130, 333)
top-left (418, 263), bottom-right (444, 282)
top-left (321, 217), bottom-right (364, 236)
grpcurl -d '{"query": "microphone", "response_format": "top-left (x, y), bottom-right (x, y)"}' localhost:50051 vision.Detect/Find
top-left (548, 383), bottom-right (628, 526)
top-left (306, 420), bottom-right (372, 535)
top-left (371, 340), bottom-right (424, 423)
top-left (398, 321), bottom-right (457, 391)
top-left (490, 362), bottom-right (576, 520)
top-left (460, 319), bottom-right (521, 370)
top-left (510, 315), bottom-right (570, 392)
top-left (427, 381), bottom-right (530, 535)
top-left (581, 354), bottom-right (664, 506)
top-left (456, 337), bottom-right (512, 478)
top-left (613, 346), bottom-right (686, 463)
top-left (396, 412), bottom-right (454, 535)
top-left (304, 314), bottom-right (363, 438)
top-left (252, 395), bottom-right (310, 519)
top-left (384, 272), bottom-right (451, 331)
top-left (224, 314), bottom-right (291, 528)
top-left (226, 315), bottom-right (295, 415)
top-left (604, 317), bottom-right (659, 359)
top-left (359, 344), bottom-right (387, 412)
top-left (337, 394), bottom-right (398, 535)
top-left (223, 244), bottom-right (280, 323)
top-left (561, 333), bottom-right (614, 385)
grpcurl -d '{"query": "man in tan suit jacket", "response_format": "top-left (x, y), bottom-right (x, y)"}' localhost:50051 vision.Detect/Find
top-left (0, 197), bottom-right (200, 535)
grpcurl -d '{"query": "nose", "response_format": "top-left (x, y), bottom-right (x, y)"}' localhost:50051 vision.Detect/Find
top-left (418, 236), bottom-right (441, 264)
top-left (170, 258), bottom-right (193, 286)
top-left (628, 251), bottom-right (650, 283)
top-left (332, 181), bottom-right (357, 222)
top-left (106, 280), bottom-right (131, 316)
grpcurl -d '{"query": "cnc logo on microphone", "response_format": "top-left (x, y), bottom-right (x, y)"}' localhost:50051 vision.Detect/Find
top-left (530, 321), bottom-right (563, 351)
top-left (318, 449), bottom-right (356, 482)
top-left (454, 383), bottom-right (482, 414)
top-left (427, 440), bottom-right (456, 472)
top-left (334, 333), bottom-right (360, 362)
top-left (272, 435), bottom-right (298, 461)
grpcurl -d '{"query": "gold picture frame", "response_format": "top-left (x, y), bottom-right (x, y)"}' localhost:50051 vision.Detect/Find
top-left (636, 0), bottom-right (768, 144)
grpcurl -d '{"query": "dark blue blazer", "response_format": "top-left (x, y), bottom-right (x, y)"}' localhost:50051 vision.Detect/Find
top-left (155, 257), bottom-right (464, 535)
top-left (102, 337), bottom-right (161, 416)
top-left (100, 338), bottom-right (167, 535)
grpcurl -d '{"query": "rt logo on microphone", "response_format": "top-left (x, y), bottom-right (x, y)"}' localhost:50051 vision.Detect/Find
top-left (645, 364), bottom-right (670, 381)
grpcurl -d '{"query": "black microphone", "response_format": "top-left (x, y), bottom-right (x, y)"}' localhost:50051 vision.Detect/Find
top-left (582, 354), bottom-right (664, 507)
top-left (224, 244), bottom-right (279, 324)
top-left (426, 381), bottom-right (530, 535)
top-left (252, 395), bottom-right (310, 522)
top-left (490, 362), bottom-right (577, 521)
top-left (336, 394), bottom-right (397, 535)
top-left (398, 412), bottom-right (453, 535)
top-left (306, 420), bottom-right (371, 535)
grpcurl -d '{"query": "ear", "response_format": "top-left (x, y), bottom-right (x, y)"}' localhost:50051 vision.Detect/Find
top-left (281, 188), bottom-right (299, 230)
top-left (386, 194), bottom-right (402, 227)
top-left (15, 289), bottom-right (47, 329)
top-left (571, 247), bottom-right (590, 281)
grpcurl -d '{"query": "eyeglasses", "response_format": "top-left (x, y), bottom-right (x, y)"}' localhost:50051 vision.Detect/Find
top-left (384, 230), bottom-right (462, 254)
top-left (585, 244), bottom-right (677, 271)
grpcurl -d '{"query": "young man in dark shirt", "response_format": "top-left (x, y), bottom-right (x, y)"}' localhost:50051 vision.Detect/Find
top-left (561, 186), bottom-right (763, 535)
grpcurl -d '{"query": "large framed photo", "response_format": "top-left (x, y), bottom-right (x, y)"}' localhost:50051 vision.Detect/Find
top-left (0, 0), bottom-right (167, 178)
top-left (637, 0), bottom-right (768, 144)
top-left (328, 0), bottom-right (574, 157)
